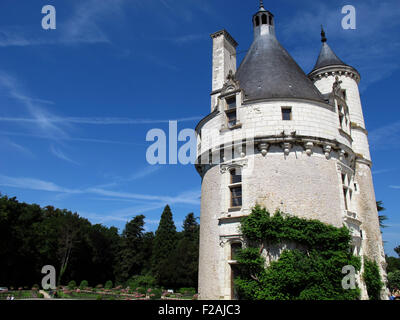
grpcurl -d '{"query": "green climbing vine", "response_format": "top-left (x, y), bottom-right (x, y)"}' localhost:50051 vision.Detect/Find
top-left (234, 205), bottom-right (361, 300)
top-left (363, 258), bottom-right (383, 300)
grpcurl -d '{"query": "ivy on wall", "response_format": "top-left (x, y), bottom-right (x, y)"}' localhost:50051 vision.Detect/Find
top-left (363, 258), bottom-right (383, 300)
top-left (234, 205), bottom-right (362, 300)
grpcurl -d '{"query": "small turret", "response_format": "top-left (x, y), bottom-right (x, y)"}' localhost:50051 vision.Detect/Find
top-left (311, 26), bottom-right (349, 72)
top-left (252, 1), bottom-right (275, 37)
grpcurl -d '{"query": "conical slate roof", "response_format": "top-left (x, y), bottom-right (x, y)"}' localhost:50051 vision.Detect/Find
top-left (236, 26), bottom-right (324, 102)
top-left (311, 28), bottom-right (348, 72)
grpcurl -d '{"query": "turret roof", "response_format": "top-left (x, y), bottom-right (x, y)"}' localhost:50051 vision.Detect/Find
top-left (236, 8), bottom-right (324, 102)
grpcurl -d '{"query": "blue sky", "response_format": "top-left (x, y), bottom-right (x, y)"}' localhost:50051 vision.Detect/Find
top-left (0, 0), bottom-right (399, 256)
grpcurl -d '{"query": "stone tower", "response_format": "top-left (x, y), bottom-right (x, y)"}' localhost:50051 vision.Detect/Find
top-left (195, 3), bottom-right (387, 300)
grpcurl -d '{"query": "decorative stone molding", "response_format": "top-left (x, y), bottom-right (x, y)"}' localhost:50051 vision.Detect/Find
top-left (258, 142), bottom-right (269, 156)
top-left (323, 145), bottom-right (332, 159)
top-left (283, 143), bottom-right (292, 156)
top-left (308, 65), bottom-right (361, 84)
top-left (210, 29), bottom-right (238, 48)
top-left (337, 162), bottom-right (355, 175)
top-left (220, 70), bottom-right (241, 97)
top-left (351, 122), bottom-right (368, 135)
top-left (220, 158), bottom-right (248, 174)
top-left (339, 149), bottom-right (346, 162)
top-left (305, 142), bottom-right (314, 156)
top-left (196, 135), bottom-right (357, 176)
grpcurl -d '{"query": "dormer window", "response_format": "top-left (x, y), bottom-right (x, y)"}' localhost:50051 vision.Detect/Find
top-left (226, 96), bottom-right (236, 109)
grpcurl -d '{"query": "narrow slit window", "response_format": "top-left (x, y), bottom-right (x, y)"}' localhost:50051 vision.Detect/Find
top-left (230, 168), bottom-right (242, 208)
top-left (255, 16), bottom-right (260, 26)
top-left (343, 188), bottom-right (348, 210)
top-left (262, 14), bottom-right (267, 25)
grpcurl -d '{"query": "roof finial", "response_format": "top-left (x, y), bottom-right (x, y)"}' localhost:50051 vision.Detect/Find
top-left (260, 0), bottom-right (265, 9)
top-left (321, 25), bottom-right (327, 43)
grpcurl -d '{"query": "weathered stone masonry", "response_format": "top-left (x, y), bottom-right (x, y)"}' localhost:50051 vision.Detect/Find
top-left (195, 3), bottom-right (387, 300)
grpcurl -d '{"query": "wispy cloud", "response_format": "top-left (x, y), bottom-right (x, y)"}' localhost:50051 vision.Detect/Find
top-left (1, 137), bottom-right (35, 158)
top-left (0, 175), bottom-right (79, 194)
top-left (0, 71), bottom-right (69, 140)
top-left (125, 166), bottom-right (161, 181)
top-left (0, 174), bottom-right (201, 206)
top-left (372, 168), bottom-right (396, 175)
top-left (0, 116), bottom-right (202, 125)
top-left (0, 0), bottom-right (129, 47)
top-left (389, 185), bottom-right (400, 189)
top-left (0, 130), bottom-right (141, 146)
top-left (369, 121), bottom-right (400, 151)
top-left (50, 145), bottom-right (80, 165)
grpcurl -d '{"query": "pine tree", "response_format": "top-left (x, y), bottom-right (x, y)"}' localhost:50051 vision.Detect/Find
top-left (151, 205), bottom-right (178, 288)
top-left (115, 215), bottom-right (146, 283)
top-left (174, 213), bottom-right (200, 289)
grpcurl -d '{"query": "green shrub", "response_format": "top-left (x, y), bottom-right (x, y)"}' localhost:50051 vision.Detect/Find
top-left (150, 288), bottom-right (162, 300)
top-left (136, 287), bottom-right (146, 294)
top-left (126, 275), bottom-right (156, 290)
top-left (388, 270), bottom-right (400, 291)
top-left (234, 206), bottom-right (361, 300)
top-left (178, 288), bottom-right (196, 295)
top-left (104, 280), bottom-right (113, 289)
top-left (79, 280), bottom-right (89, 290)
top-left (363, 257), bottom-right (383, 300)
top-left (96, 295), bottom-right (103, 300)
top-left (67, 280), bottom-right (77, 290)
top-left (38, 293), bottom-right (44, 299)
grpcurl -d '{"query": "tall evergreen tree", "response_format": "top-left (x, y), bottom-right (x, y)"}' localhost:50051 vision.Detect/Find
top-left (151, 205), bottom-right (178, 288)
top-left (115, 215), bottom-right (146, 283)
top-left (173, 213), bottom-right (200, 289)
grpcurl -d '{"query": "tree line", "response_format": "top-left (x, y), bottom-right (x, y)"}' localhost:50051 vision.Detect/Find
top-left (0, 194), bottom-right (199, 290)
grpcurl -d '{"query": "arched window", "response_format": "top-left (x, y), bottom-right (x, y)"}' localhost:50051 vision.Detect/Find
top-left (269, 16), bottom-right (274, 26)
top-left (262, 14), bottom-right (267, 25)
top-left (255, 16), bottom-right (260, 26)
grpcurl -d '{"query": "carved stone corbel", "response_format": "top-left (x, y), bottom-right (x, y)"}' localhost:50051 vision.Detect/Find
top-left (258, 143), bottom-right (269, 157)
top-left (323, 145), bottom-right (332, 159)
top-left (305, 142), bottom-right (314, 156)
top-left (283, 143), bottom-right (292, 156)
top-left (339, 149), bottom-right (346, 162)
